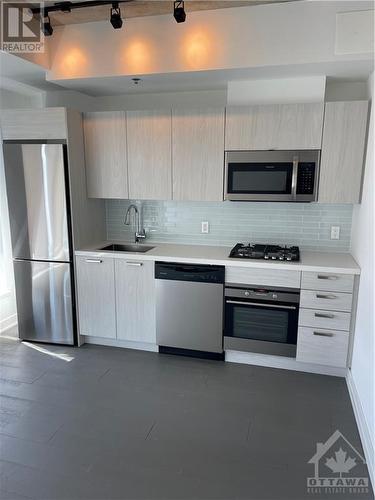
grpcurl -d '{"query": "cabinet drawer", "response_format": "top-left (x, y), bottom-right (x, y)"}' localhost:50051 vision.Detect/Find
top-left (225, 267), bottom-right (300, 288)
top-left (301, 271), bottom-right (354, 293)
top-left (299, 308), bottom-right (350, 331)
top-left (300, 290), bottom-right (352, 312)
top-left (297, 327), bottom-right (349, 368)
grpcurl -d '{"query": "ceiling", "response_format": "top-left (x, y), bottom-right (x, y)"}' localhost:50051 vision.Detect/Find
top-left (34, 0), bottom-right (300, 26)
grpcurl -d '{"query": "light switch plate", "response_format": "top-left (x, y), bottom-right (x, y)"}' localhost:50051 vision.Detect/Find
top-left (201, 221), bottom-right (209, 234)
top-left (331, 226), bottom-right (340, 240)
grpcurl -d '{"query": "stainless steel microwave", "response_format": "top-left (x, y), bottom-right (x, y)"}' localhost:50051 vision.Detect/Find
top-left (224, 150), bottom-right (320, 202)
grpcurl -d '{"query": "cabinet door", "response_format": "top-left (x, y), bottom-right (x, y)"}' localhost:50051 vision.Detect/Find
top-left (0, 108), bottom-right (67, 140)
top-left (225, 103), bottom-right (324, 150)
top-left (115, 260), bottom-right (156, 343)
top-left (318, 101), bottom-right (369, 203)
top-left (75, 256), bottom-right (116, 338)
top-left (83, 111), bottom-right (128, 199)
top-left (172, 108), bottom-right (225, 201)
top-left (127, 110), bottom-right (172, 200)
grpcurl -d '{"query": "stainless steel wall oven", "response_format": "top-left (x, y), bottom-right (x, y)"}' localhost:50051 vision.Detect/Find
top-left (224, 285), bottom-right (300, 357)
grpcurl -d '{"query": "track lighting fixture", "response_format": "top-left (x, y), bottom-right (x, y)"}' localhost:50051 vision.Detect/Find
top-left (173, 0), bottom-right (186, 23)
top-left (110, 2), bottom-right (123, 29)
top-left (33, 0), bottom-right (188, 37)
top-left (42, 14), bottom-right (53, 36)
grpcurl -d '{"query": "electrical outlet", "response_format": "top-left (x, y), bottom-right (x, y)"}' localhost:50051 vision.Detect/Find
top-left (201, 221), bottom-right (209, 234)
top-left (331, 226), bottom-right (340, 240)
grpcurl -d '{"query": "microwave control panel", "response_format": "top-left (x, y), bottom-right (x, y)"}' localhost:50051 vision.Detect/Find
top-left (296, 163), bottom-right (316, 195)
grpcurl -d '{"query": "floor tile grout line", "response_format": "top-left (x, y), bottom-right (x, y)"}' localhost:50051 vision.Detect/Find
top-left (145, 421), bottom-right (157, 441)
top-left (97, 367), bottom-right (111, 381)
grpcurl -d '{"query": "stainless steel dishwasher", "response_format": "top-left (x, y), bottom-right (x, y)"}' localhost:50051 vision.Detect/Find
top-left (155, 262), bottom-right (225, 360)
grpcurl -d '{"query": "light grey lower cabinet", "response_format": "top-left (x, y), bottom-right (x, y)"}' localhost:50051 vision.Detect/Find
top-left (297, 271), bottom-right (354, 368)
top-left (75, 256), bottom-right (116, 338)
top-left (296, 327), bottom-right (349, 368)
top-left (115, 259), bottom-right (156, 343)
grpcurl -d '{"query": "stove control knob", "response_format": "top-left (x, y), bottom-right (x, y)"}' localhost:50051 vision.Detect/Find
top-left (272, 294), bottom-right (278, 299)
top-left (244, 291), bottom-right (250, 297)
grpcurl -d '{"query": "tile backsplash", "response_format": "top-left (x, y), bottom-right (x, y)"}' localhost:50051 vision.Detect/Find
top-left (106, 200), bottom-right (353, 252)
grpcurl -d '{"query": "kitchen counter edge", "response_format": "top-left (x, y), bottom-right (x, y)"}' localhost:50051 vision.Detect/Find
top-left (74, 242), bottom-right (360, 275)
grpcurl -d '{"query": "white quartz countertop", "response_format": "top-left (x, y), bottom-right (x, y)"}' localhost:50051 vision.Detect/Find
top-left (75, 241), bottom-right (360, 275)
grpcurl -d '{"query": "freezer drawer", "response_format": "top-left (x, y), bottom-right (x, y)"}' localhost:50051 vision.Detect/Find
top-left (13, 260), bottom-right (74, 344)
top-left (156, 280), bottom-right (223, 353)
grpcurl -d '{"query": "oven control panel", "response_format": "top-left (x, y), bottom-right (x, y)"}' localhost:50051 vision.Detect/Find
top-left (225, 287), bottom-right (300, 304)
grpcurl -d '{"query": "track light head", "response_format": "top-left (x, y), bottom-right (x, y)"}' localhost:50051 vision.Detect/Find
top-left (42, 14), bottom-right (53, 36)
top-left (174, 0), bottom-right (186, 23)
top-left (110, 2), bottom-right (123, 29)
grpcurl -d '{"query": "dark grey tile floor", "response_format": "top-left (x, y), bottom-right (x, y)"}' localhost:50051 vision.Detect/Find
top-left (0, 328), bottom-right (373, 500)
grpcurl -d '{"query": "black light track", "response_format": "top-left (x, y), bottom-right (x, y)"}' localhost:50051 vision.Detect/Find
top-left (31, 0), bottom-right (134, 16)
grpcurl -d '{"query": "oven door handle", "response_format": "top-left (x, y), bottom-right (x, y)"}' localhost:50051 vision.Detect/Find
top-left (226, 300), bottom-right (297, 310)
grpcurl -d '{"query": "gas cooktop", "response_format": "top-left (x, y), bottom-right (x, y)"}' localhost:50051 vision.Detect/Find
top-left (229, 243), bottom-right (300, 262)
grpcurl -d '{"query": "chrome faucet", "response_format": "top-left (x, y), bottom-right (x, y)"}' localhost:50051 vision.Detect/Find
top-left (124, 204), bottom-right (146, 243)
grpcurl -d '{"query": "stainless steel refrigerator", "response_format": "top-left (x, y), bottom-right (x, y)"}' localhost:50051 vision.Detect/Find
top-left (3, 141), bottom-right (76, 345)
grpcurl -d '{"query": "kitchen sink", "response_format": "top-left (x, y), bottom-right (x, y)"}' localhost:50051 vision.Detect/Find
top-left (99, 244), bottom-right (155, 253)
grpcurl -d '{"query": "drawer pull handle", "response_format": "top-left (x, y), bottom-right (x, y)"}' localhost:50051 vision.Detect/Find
top-left (316, 294), bottom-right (337, 299)
top-left (313, 331), bottom-right (334, 337)
top-left (85, 259), bottom-right (102, 263)
top-left (126, 262), bottom-right (143, 267)
top-left (314, 312), bottom-right (335, 319)
top-left (317, 275), bottom-right (338, 280)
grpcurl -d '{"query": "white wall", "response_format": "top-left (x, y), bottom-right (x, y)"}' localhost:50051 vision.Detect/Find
top-left (350, 72), bottom-right (374, 482)
top-left (0, 88), bottom-right (43, 109)
top-left (46, 1), bottom-right (373, 83)
top-left (42, 80), bottom-right (369, 114)
top-left (325, 80), bottom-right (369, 101)
top-left (44, 88), bottom-right (227, 111)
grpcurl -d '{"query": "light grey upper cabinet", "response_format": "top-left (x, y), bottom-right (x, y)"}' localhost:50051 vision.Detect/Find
top-left (75, 255), bottom-right (116, 339)
top-left (172, 108), bottom-right (225, 201)
top-left (225, 103), bottom-right (324, 150)
top-left (83, 111), bottom-right (128, 199)
top-left (127, 110), bottom-right (172, 200)
top-left (115, 259), bottom-right (156, 344)
top-left (318, 101), bottom-right (369, 204)
top-left (0, 108), bottom-right (67, 140)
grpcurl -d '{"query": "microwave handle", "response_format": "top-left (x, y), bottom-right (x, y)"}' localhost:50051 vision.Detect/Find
top-left (291, 156), bottom-right (299, 201)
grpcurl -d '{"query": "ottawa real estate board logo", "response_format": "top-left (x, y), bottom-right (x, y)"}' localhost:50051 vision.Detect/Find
top-left (1, 2), bottom-right (44, 53)
top-left (307, 430), bottom-right (369, 495)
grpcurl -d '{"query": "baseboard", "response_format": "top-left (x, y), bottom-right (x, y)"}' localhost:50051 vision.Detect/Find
top-left (346, 369), bottom-right (374, 488)
top-left (0, 314), bottom-right (17, 333)
top-left (83, 336), bottom-right (158, 352)
top-left (225, 350), bottom-right (347, 377)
